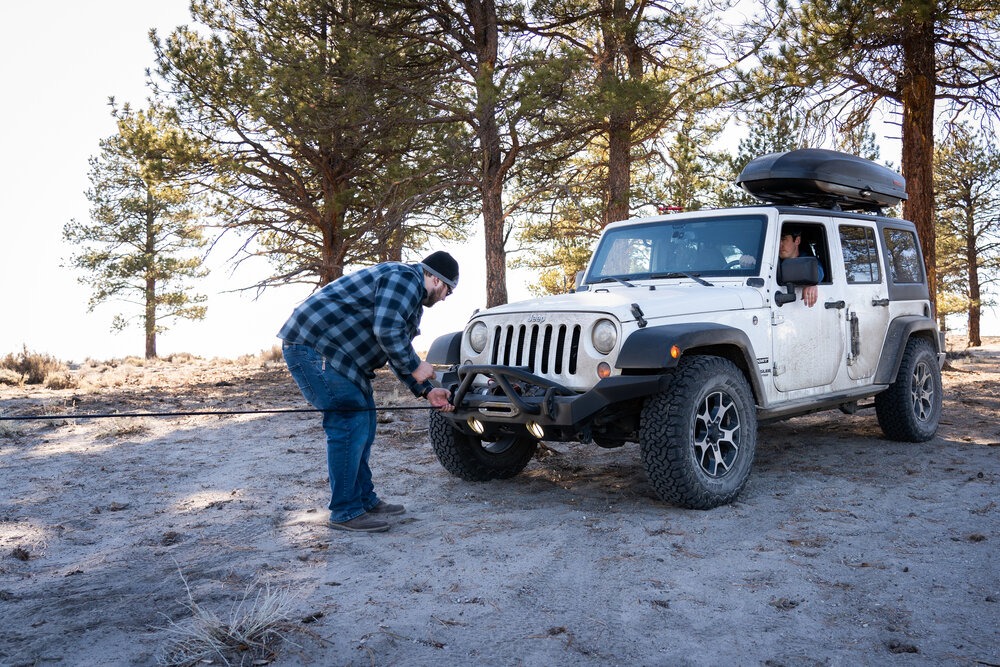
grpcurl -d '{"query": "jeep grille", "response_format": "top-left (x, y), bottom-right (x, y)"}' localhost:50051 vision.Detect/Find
top-left (489, 323), bottom-right (583, 376)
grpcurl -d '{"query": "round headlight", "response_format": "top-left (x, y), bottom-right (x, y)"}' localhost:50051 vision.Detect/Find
top-left (468, 321), bottom-right (489, 354)
top-left (592, 319), bottom-right (618, 355)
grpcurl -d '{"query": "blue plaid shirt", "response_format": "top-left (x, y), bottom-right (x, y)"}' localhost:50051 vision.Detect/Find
top-left (277, 262), bottom-right (432, 397)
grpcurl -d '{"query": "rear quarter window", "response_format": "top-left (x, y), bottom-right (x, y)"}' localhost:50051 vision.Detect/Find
top-left (883, 228), bottom-right (924, 284)
top-left (880, 225), bottom-right (930, 302)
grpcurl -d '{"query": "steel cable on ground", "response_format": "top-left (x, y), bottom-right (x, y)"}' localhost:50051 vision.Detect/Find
top-left (0, 404), bottom-right (435, 421)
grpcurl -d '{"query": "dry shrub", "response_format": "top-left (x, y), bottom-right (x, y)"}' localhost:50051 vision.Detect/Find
top-left (95, 419), bottom-right (149, 440)
top-left (260, 345), bottom-right (283, 363)
top-left (45, 373), bottom-right (79, 390)
top-left (165, 352), bottom-right (197, 364)
top-left (0, 368), bottom-right (21, 386)
top-left (158, 570), bottom-right (295, 667)
top-left (0, 346), bottom-right (66, 385)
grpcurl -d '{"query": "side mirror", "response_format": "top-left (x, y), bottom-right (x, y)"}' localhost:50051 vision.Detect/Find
top-left (775, 257), bottom-right (820, 306)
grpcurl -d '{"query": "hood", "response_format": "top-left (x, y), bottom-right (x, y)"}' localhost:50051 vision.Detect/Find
top-left (474, 284), bottom-right (763, 325)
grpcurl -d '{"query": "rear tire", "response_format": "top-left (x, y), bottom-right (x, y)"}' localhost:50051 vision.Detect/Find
top-left (875, 337), bottom-right (941, 442)
top-left (640, 356), bottom-right (757, 509)
top-left (429, 411), bottom-right (537, 481)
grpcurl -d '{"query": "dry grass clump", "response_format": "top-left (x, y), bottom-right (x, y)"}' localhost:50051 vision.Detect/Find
top-left (0, 346), bottom-right (66, 385)
top-left (233, 345), bottom-right (282, 366)
top-left (260, 345), bottom-right (283, 363)
top-left (95, 419), bottom-right (150, 440)
top-left (44, 372), bottom-right (79, 390)
top-left (0, 368), bottom-right (21, 386)
top-left (158, 571), bottom-right (296, 667)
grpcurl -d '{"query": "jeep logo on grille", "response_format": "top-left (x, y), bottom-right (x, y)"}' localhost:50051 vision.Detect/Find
top-left (526, 314), bottom-right (546, 323)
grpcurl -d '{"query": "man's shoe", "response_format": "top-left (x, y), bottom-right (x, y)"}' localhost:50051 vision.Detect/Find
top-left (330, 513), bottom-right (390, 533)
top-left (368, 500), bottom-right (405, 516)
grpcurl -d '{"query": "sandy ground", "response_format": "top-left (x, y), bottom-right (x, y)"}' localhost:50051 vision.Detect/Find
top-left (1, 341), bottom-right (998, 666)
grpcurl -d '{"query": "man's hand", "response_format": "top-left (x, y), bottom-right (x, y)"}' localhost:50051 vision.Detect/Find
top-left (412, 360), bottom-right (435, 383)
top-left (427, 387), bottom-right (454, 412)
top-left (802, 285), bottom-right (818, 307)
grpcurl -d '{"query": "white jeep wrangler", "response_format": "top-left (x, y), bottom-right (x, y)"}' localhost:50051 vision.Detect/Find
top-left (427, 149), bottom-right (945, 509)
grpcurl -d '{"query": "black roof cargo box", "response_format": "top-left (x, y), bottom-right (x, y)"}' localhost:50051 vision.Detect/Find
top-left (737, 148), bottom-right (906, 212)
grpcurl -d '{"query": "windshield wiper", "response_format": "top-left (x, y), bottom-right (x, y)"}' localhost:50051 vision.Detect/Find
top-left (593, 276), bottom-right (636, 288)
top-left (649, 271), bottom-right (714, 287)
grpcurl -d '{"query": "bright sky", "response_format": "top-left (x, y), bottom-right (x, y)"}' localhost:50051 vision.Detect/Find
top-left (0, 0), bottom-right (525, 362)
top-left (1, 3), bottom-right (991, 363)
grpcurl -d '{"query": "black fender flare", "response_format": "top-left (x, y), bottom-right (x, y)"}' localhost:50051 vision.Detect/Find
top-left (874, 316), bottom-right (942, 384)
top-left (427, 331), bottom-right (462, 365)
top-left (616, 322), bottom-right (764, 401)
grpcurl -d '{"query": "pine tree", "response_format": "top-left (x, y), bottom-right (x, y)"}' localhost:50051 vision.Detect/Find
top-left (153, 0), bottom-right (467, 289)
top-left (934, 123), bottom-right (1000, 346)
top-left (64, 103), bottom-right (209, 358)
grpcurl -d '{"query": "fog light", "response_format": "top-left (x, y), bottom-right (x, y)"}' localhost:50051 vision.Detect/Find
top-left (526, 420), bottom-right (545, 439)
top-left (467, 417), bottom-right (485, 435)
top-left (597, 362), bottom-right (612, 379)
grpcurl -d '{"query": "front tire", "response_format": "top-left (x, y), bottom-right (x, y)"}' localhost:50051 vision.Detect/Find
top-left (429, 411), bottom-right (537, 481)
top-left (875, 337), bottom-right (942, 442)
top-left (640, 356), bottom-right (757, 509)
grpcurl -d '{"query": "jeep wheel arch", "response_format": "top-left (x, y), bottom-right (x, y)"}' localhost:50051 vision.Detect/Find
top-left (873, 316), bottom-right (942, 385)
top-left (427, 331), bottom-right (463, 365)
top-left (617, 323), bottom-right (763, 401)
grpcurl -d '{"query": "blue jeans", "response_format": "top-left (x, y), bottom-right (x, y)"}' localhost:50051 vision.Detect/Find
top-left (281, 342), bottom-right (379, 522)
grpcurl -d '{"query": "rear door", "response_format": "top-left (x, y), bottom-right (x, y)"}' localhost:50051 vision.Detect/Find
top-left (837, 222), bottom-right (890, 380)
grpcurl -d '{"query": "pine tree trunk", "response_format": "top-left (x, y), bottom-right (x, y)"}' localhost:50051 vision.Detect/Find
top-left (467, 0), bottom-right (509, 308)
top-left (967, 234), bottom-right (981, 347)
top-left (144, 197), bottom-right (157, 359)
top-left (318, 156), bottom-right (348, 285)
top-left (600, 0), bottom-right (640, 227)
top-left (899, 18), bottom-right (937, 317)
top-left (145, 275), bottom-right (157, 359)
top-left (483, 177), bottom-right (507, 307)
top-left (607, 115), bottom-right (631, 225)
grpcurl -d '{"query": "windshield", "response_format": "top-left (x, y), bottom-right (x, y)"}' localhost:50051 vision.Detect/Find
top-left (586, 214), bottom-right (767, 283)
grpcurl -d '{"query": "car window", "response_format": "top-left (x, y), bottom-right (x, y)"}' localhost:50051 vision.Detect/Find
top-left (883, 228), bottom-right (924, 284)
top-left (840, 225), bottom-right (881, 284)
top-left (781, 221), bottom-right (831, 283)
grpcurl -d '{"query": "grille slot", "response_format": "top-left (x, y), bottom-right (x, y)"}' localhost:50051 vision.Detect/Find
top-left (490, 323), bottom-right (583, 377)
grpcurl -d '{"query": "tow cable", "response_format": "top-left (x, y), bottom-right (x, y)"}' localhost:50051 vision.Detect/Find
top-left (0, 405), bottom-right (436, 422)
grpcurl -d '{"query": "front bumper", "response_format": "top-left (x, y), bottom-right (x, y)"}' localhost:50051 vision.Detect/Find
top-left (439, 364), bottom-right (668, 430)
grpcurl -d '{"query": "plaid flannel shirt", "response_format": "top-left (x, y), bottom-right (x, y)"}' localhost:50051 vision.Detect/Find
top-left (277, 262), bottom-right (433, 397)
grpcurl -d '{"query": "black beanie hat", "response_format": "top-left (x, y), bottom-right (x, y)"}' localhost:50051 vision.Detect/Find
top-left (421, 251), bottom-right (459, 288)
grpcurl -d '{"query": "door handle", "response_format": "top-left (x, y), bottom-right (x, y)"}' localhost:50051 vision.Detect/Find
top-left (872, 298), bottom-right (890, 307)
top-left (824, 300), bottom-right (846, 309)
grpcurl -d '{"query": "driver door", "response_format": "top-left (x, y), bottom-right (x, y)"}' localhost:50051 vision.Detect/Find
top-left (770, 218), bottom-right (845, 392)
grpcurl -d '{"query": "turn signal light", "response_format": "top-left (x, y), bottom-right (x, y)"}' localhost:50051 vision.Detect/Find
top-left (597, 362), bottom-right (612, 379)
